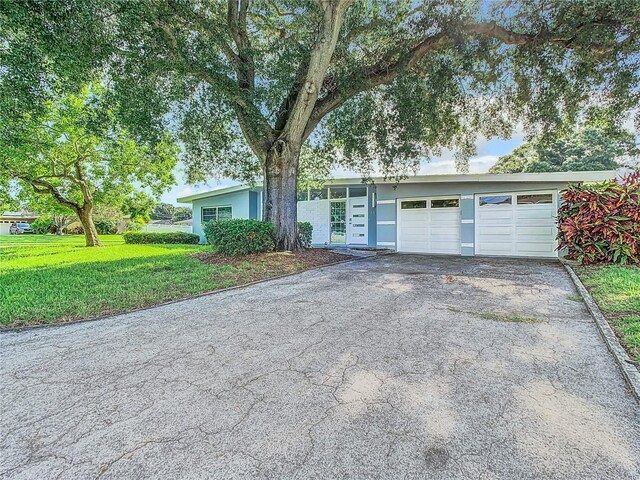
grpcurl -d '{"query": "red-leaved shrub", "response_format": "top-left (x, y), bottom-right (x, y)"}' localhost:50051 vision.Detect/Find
top-left (557, 172), bottom-right (640, 264)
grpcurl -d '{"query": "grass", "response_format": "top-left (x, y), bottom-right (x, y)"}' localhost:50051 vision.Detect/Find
top-left (478, 312), bottom-right (543, 323)
top-left (0, 234), bottom-right (339, 328)
top-left (445, 305), bottom-right (543, 323)
top-left (576, 264), bottom-right (640, 363)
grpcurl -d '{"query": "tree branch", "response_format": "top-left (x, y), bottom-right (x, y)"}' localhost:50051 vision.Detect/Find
top-left (154, 17), bottom-right (273, 157)
top-left (304, 17), bottom-right (624, 140)
top-left (280, 0), bottom-right (354, 144)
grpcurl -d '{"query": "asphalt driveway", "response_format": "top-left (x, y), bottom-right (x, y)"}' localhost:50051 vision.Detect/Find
top-left (1, 255), bottom-right (639, 479)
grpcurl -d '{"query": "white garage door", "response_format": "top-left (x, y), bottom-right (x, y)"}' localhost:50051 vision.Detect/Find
top-left (397, 197), bottom-right (460, 254)
top-left (475, 191), bottom-right (558, 258)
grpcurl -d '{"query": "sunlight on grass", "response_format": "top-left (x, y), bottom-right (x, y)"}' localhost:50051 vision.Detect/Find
top-left (577, 265), bottom-right (640, 313)
top-left (0, 234), bottom-right (272, 327)
top-left (576, 264), bottom-right (640, 363)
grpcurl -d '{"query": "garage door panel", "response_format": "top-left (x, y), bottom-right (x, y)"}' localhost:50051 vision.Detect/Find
top-left (516, 209), bottom-right (555, 221)
top-left (477, 210), bottom-right (514, 221)
top-left (398, 197), bottom-right (460, 254)
top-left (476, 191), bottom-right (557, 258)
top-left (477, 226), bottom-right (512, 236)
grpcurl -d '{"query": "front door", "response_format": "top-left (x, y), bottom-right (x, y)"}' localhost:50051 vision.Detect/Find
top-left (348, 197), bottom-right (368, 245)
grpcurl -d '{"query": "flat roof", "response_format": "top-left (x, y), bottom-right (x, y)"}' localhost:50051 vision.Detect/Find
top-left (177, 170), bottom-right (617, 203)
top-left (177, 184), bottom-right (258, 203)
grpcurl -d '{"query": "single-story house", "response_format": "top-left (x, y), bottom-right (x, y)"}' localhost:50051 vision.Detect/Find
top-left (0, 212), bottom-right (39, 235)
top-left (177, 170), bottom-right (616, 258)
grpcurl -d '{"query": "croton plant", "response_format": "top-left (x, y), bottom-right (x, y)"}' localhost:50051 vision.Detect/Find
top-left (557, 172), bottom-right (640, 265)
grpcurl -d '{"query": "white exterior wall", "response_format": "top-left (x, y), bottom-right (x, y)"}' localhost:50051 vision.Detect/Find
top-left (297, 200), bottom-right (330, 245)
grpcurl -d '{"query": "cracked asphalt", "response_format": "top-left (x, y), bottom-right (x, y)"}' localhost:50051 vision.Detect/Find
top-left (1, 254), bottom-right (639, 479)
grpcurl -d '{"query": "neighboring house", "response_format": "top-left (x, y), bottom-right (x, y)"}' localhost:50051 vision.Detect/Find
top-left (0, 212), bottom-right (39, 235)
top-left (177, 170), bottom-right (616, 259)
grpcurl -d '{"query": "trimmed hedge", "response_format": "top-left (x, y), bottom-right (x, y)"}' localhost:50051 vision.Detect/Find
top-left (204, 219), bottom-right (275, 255)
top-left (298, 222), bottom-right (313, 248)
top-left (122, 231), bottom-right (201, 245)
top-left (557, 172), bottom-right (640, 265)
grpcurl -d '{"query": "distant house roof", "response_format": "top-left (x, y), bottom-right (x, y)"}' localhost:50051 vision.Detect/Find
top-left (1, 211), bottom-right (39, 220)
top-left (176, 170), bottom-right (617, 204)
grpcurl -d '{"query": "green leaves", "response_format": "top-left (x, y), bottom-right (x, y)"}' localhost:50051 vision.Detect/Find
top-left (0, 85), bottom-right (178, 212)
top-left (490, 126), bottom-right (637, 173)
top-left (2, 0), bottom-right (639, 183)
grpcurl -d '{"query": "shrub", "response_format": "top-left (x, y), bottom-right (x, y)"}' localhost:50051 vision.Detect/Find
top-left (204, 219), bottom-right (275, 255)
top-left (94, 218), bottom-right (118, 235)
top-left (122, 231), bottom-right (201, 245)
top-left (31, 216), bottom-right (55, 234)
top-left (298, 222), bottom-right (313, 248)
top-left (557, 172), bottom-right (640, 265)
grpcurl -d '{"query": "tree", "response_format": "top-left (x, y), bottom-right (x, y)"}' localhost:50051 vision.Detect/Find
top-left (150, 202), bottom-right (193, 222)
top-left (25, 195), bottom-right (77, 235)
top-left (0, 86), bottom-right (178, 246)
top-left (173, 207), bottom-right (193, 222)
top-left (150, 202), bottom-right (177, 222)
top-left (122, 192), bottom-right (156, 224)
top-left (490, 127), bottom-right (639, 173)
top-left (2, 1), bottom-right (639, 249)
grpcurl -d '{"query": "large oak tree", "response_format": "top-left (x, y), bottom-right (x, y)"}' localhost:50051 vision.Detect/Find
top-left (2, 1), bottom-right (639, 249)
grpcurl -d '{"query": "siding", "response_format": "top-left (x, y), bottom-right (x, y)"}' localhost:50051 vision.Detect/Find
top-left (376, 181), bottom-right (573, 255)
top-left (192, 190), bottom-right (251, 243)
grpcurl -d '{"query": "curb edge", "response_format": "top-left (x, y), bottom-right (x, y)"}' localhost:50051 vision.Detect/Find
top-left (562, 262), bottom-right (640, 403)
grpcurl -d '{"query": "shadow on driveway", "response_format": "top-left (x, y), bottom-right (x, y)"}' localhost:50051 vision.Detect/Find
top-left (1, 254), bottom-right (638, 479)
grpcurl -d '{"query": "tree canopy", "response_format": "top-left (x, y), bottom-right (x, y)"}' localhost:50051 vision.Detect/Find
top-left (150, 202), bottom-right (193, 222)
top-left (2, 0), bottom-right (639, 247)
top-left (489, 127), bottom-right (639, 173)
top-left (0, 85), bottom-right (178, 245)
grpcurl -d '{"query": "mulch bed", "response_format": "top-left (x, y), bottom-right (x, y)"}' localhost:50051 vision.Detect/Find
top-left (192, 249), bottom-right (357, 281)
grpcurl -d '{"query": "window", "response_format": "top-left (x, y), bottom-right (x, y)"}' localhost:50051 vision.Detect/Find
top-left (479, 195), bottom-right (512, 206)
top-left (310, 188), bottom-right (328, 200)
top-left (401, 200), bottom-right (427, 209)
top-left (329, 187), bottom-right (347, 199)
top-left (517, 193), bottom-right (553, 205)
top-left (349, 186), bottom-right (367, 198)
top-left (297, 190), bottom-right (309, 201)
top-left (431, 199), bottom-right (459, 208)
top-left (202, 206), bottom-right (232, 222)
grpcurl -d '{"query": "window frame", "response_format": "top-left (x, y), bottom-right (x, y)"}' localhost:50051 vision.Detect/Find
top-left (201, 205), bottom-right (233, 223)
top-left (478, 194), bottom-right (513, 207)
top-left (516, 193), bottom-right (554, 205)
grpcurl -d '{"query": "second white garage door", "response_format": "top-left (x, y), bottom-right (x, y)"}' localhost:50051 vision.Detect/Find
top-left (397, 197), bottom-right (460, 254)
top-left (475, 191), bottom-right (558, 258)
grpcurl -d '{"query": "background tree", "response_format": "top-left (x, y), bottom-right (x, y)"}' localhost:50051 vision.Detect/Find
top-left (172, 207), bottom-right (193, 222)
top-left (2, 1), bottom-right (639, 249)
top-left (0, 86), bottom-right (178, 246)
top-left (150, 202), bottom-right (193, 222)
top-left (122, 192), bottom-right (157, 224)
top-left (490, 127), bottom-right (639, 173)
top-left (24, 195), bottom-right (77, 234)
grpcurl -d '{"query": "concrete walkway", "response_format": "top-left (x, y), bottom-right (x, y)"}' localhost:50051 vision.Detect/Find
top-left (1, 255), bottom-right (639, 479)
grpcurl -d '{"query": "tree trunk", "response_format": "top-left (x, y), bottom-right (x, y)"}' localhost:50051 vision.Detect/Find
top-left (77, 206), bottom-right (102, 247)
top-left (263, 140), bottom-right (302, 251)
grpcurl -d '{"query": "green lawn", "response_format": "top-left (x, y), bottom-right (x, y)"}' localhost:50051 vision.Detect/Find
top-left (576, 264), bottom-right (640, 363)
top-left (0, 235), bottom-right (297, 327)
